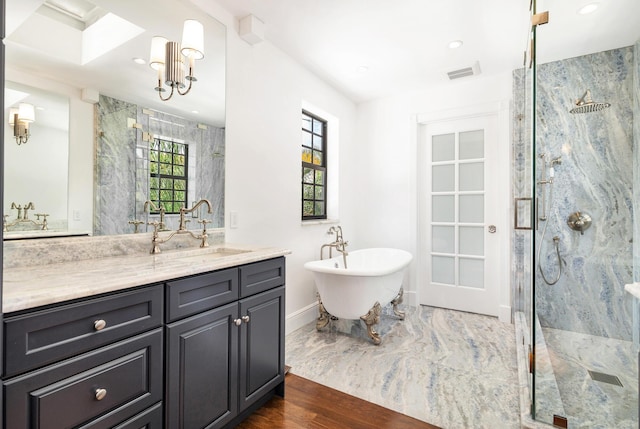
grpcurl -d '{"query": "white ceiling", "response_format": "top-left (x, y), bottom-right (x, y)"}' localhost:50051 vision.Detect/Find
top-left (214, 0), bottom-right (640, 103)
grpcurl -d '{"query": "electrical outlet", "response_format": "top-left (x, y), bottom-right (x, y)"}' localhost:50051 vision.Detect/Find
top-left (229, 211), bottom-right (238, 229)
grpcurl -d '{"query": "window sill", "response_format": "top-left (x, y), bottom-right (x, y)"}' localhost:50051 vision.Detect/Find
top-left (301, 219), bottom-right (340, 227)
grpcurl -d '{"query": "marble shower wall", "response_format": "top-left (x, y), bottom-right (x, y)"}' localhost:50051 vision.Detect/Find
top-left (533, 46), bottom-right (635, 340)
top-left (95, 95), bottom-right (225, 236)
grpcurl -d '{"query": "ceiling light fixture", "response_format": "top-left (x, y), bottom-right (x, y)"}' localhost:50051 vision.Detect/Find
top-left (448, 40), bottom-right (463, 49)
top-left (8, 103), bottom-right (35, 145)
top-left (578, 3), bottom-right (599, 14)
top-left (149, 19), bottom-right (204, 101)
top-left (133, 57), bottom-right (146, 65)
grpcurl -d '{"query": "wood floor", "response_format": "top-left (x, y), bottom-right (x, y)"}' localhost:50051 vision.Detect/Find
top-left (236, 373), bottom-right (441, 429)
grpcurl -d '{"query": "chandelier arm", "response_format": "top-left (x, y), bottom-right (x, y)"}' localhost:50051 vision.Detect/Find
top-left (158, 85), bottom-right (175, 101)
top-left (176, 77), bottom-right (193, 96)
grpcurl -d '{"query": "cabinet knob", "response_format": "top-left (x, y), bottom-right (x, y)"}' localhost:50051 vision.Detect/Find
top-left (233, 318), bottom-right (242, 326)
top-left (95, 388), bottom-right (107, 401)
top-left (94, 320), bottom-right (107, 331)
top-left (241, 315), bottom-right (250, 324)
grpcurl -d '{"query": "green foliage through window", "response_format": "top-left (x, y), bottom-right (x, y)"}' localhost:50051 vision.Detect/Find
top-left (149, 139), bottom-right (188, 214)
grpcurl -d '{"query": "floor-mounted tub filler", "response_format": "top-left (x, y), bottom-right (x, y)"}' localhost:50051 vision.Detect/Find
top-left (304, 247), bottom-right (413, 344)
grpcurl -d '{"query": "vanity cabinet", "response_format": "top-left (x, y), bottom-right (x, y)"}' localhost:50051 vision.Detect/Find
top-left (2, 286), bottom-right (164, 428)
top-left (2, 256), bottom-right (286, 429)
top-left (165, 257), bottom-right (286, 429)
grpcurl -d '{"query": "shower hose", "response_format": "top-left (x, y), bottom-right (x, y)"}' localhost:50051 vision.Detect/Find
top-left (536, 183), bottom-right (562, 285)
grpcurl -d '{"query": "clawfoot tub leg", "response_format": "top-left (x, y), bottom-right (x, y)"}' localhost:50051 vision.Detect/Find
top-left (360, 302), bottom-right (382, 345)
top-left (391, 286), bottom-right (406, 320)
top-left (316, 296), bottom-right (332, 331)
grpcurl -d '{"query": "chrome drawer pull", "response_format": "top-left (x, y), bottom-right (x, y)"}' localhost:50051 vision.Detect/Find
top-left (233, 318), bottom-right (242, 326)
top-left (95, 388), bottom-right (107, 401)
top-left (94, 320), bottom-right (107, 331)
top-left (241, 315), bottom-right (250, 324)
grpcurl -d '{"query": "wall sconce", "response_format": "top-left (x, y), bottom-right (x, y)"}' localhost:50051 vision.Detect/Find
top-left (149, 20), bottom-right (204, 101)
top-left (9, 103), bottom-right (35, 145)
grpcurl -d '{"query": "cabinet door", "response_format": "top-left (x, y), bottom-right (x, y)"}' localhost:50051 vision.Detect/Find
top-left (239, 286), bottom-right (285, 411)
top-left (166, 302), bottom-right (239, 429)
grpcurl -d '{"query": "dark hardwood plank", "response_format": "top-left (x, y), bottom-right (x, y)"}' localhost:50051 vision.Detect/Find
top-left (236, 373), bottom-right (441, 429)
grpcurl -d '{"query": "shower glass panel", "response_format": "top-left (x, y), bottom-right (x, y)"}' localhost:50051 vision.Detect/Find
top-left (530, 1), bottom-right (639, 426)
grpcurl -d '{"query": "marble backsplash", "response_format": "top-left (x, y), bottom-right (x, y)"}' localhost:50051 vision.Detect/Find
top-left (3, 229), bottom-right (225, 269)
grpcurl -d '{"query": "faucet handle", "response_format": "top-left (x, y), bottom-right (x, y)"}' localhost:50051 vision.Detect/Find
top-left (128, 219), bottom-right (144, 233)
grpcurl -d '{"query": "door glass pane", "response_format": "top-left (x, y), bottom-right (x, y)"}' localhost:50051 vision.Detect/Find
top-left (459, 258), bottom-right (484, 288)
top-left (432, 195), bottom-right (455, 222)
top-left (459, 226), bottom-right (484, 256)
top-left (432, 133), bottom-right (455, 162)
top-left (459, 162), bottom-right (484, 191)
top-left (459, 130), bottom-right (484, 159)
top-left (459, 195), bottom-right (484, 223)
top-left (432, 226), bottom-right (455, 253)
top-left (432, 256), bottom-right (455, 284)
top-left (432, 164), bottom-right (455, 192)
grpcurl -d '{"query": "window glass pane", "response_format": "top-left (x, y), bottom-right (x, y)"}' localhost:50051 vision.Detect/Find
top-left (315, 170), bottom-right (324, 185)
top-left (174, 154), bottom-right (185, 166)
top-left (314, 202), bottom-right (325, 216)
top-left (303, 184), bottom-right (314, 199)
top-left (160, 164), bottom-right (172, 175)
top-left (432, 164), bottom-right (454, 192)
top-left (302, 148), bottom-right (312, 163)
top-left (459, 195), bottom-right (484, 223)
top-left (459, 226), bottom-right (484, 256)
top-left (160, 189), bottom-right (172, 201)
top-left (459, 258), bottom-right (484, 288)
top-left (432, 226), bottom-right (454, 253)
top-left (150, 189), bottom-right (159, 200)
top-left (432, 195), bottom-right (455, 222)
top-left (432, 256), bottom-right (455, 284)
top-left (174, 180), bottom-right (186, 191)
top-left (312, 119), bottom-right (323, 135)
top-left (175, 191), bottom-right (185, 202)
top-left (459, 162), bottom-right (484, 191)
top-left (303, 201), bottom-right (314, 216)
top-left (302, 168), bottom-right (314, 184)
top-left (160, 178), bottom-right (172, 189)
top-left (315, 186), bottom-right (324, 200)
top-left (150, 162), bottom-right (158, 174)
top-left (302, 115), bottom-right (312, 131)
top-left (302, 133), bottom-right (312, 148)
top-left (432, 133), bottom-right (455, 162)
top-left (174, 165), bottom-right (184, 176)
top-left (313, 135), bottom-right (323, 150)
top-left (459, 130), bottom-right (484, 160)
top-left (312, 150), bottom-right (323, 166)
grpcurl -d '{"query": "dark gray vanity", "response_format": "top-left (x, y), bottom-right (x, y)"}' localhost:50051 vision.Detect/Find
top-left (2, 255), bottom-right (286, 428)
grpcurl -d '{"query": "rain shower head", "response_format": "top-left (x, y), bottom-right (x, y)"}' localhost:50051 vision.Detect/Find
top-left (569, 89), bottom-right (611, 114)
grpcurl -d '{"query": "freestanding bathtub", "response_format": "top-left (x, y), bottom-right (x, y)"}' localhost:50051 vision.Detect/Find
top-left (304, 248), bottom-right (413, 344)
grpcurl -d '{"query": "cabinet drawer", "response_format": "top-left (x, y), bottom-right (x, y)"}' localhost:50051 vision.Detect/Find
top-left (4, 285), bottom-right (163, 377)
top-left (4, 329), bottom-right (163, 429)
top-left (112, 402), bottom-right (163, 429)
top-left (240, 257), bottom-right (285, 297)
top-left (166, 267), bottom-right (238, 322)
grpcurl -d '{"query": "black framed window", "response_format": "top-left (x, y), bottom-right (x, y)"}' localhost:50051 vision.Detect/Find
top-left (302, 110), bottom-right (327, 220)
top-left (149, 138), bottom-right (188, 214)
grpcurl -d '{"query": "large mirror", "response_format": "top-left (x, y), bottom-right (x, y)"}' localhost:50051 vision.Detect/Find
top-left (4, 0), bottom-right (226, 238)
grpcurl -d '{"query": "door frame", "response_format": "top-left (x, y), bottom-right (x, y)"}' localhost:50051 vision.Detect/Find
top-left (414, 101), bottom-right (512, 322)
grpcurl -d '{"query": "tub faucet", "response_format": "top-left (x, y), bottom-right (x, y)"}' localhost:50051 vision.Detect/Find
top-left (321, 226), bottom-right (349, 268)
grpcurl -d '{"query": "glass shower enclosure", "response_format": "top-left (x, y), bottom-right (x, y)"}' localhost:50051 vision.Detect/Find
top-left (520, 0), bottom-right (640, 427)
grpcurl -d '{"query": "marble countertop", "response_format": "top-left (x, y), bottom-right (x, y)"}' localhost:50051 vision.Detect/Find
top-left (3, 243), bottom-right (291, 313)
top-left (624, 282), bottom-right (640, 300)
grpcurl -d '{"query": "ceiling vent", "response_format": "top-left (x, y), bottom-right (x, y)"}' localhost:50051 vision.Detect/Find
top-left (447, 61), bottom-right (481, 80)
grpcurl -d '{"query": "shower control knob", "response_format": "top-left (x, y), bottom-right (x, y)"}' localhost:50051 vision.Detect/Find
top-left (488, 225), bottom-right (497, 233)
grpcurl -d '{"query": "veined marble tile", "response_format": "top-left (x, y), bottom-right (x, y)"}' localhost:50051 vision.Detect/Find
top-left (286, 305), bottom-right (521, 429)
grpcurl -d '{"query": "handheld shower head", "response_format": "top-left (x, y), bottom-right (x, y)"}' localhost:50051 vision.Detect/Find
top-left (550, 156), bottom-right (561, 166)
top-left (570, 90), bottom-right (610, 114)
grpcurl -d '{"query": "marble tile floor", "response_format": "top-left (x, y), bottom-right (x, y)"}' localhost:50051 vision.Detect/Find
top-left (535, 327), bottom-right (639, 428)
top-left (285, 304), bottom-right (521, 429)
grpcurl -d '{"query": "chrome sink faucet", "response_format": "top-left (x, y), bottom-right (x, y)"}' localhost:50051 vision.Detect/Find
top-left (179, 199), bottom-right (212, 231)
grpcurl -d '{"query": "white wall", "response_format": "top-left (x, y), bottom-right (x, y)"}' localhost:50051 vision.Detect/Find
top-left (191, 1), bottom-right (360, 333)
top-left (353, 72), bottom-right (513, 319)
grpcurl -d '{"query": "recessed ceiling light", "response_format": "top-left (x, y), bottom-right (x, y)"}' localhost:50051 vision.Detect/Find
top-left (192, 110), bottom-right (199, 114)
top-left (356, 65), bottom-right (369, 73)
top-left (578, 3), bottom-right (599, 14)
top-left (133, 57), bottom-right (146, 65)
top-left (448, 40), bottom-right (463, 49)
top-left (36, 106), bottom-right (45, 111)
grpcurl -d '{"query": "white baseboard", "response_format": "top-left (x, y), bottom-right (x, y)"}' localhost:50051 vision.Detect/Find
top-left (499, 305), bottom-right (511, 323)
top-left (285, 301), bottom-right (318, 335)
top-left (403, 290), bottom-right (418, 307)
